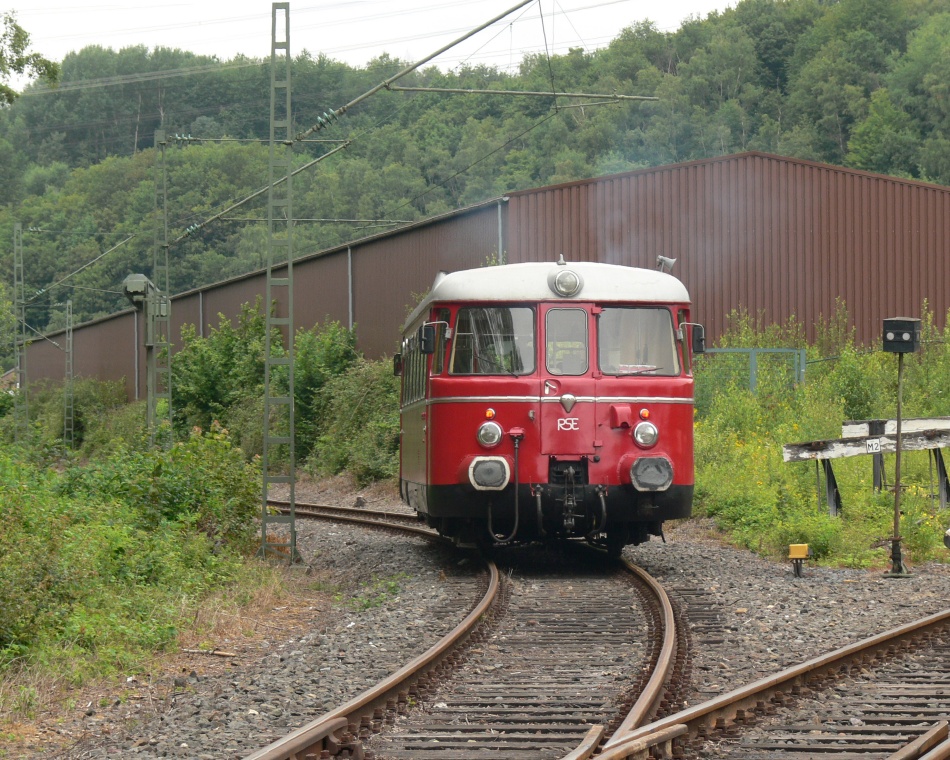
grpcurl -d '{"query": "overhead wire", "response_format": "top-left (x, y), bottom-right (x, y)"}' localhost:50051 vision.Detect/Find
top-left (24, 235), bottom-right (136, 304)
top-left (17, 0), bottom-right (630, 319)
top-left (539, 0), bottom-right (559, 104)
top-left (367, 110), bottom-right (559, 225)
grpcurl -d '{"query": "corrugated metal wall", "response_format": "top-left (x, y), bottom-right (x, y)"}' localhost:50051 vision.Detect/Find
top-left (24, 203), bottom-right (500, 397)
top-left (24, 152), bottom-right (950, 396)
top-left (352, 206), bottom-right (502, 356)
top-left (506, 152), bottom-right (950, 344)
top-left (29, 311), bottom-right (139, 399)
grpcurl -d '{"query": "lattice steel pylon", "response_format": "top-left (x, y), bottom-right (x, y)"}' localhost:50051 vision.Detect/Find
top-left (64, 300), bottom-right (74, 451)
top-left (151, 130), bottom-right (173, 447)
top-left (12, 222), bottom-right (29, 445)
top-left (259, 2), bottom-right (300, 562)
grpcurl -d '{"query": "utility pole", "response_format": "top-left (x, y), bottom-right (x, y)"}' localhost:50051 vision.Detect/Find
top-left (122, 274), bottom-right (168, 446)
top-left (259, 1), bottom-right (300, 562)
top-left (152, 130), bottom-right (173, 447)
top-left (12, 222), bottom-right (29, 445)
top-left (64, 299), bottom-right (74, 451)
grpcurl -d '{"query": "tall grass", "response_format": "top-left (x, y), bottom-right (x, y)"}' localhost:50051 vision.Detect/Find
top-left (694, 304), bottom-right (950, 567)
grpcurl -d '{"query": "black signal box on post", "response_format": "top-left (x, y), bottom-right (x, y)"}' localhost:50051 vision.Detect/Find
top-left (883, 318), bottom-right (921, 354)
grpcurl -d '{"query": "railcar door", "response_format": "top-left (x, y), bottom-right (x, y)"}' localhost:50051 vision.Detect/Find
top-left (539, 305), bottom-right (596, 456)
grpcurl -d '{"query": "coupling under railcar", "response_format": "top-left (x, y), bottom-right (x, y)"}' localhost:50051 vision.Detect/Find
top-left (394, 258), bottom-right (704, 556)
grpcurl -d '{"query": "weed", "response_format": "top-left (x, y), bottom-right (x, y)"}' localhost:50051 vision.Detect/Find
top-left (338, 574), bottom-right (409, 611)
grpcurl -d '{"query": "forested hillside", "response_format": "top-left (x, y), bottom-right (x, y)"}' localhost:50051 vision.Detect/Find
top-left (2, 0), bottom-right (950, 344)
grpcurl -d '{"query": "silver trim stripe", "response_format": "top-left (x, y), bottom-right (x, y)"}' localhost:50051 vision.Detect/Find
top-left (422, 395), bottom-right (694, 405)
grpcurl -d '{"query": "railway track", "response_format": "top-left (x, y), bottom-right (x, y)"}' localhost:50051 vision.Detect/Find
top-left (597, 608), bottom-right (950, 760)
top-left (249, 502), bottom-right (684, 760)
top-left (267, 499), bottom-right (426, 531)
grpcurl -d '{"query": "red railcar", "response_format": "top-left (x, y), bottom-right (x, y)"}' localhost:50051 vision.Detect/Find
top-left (396, 258), bottom-right (703, 556)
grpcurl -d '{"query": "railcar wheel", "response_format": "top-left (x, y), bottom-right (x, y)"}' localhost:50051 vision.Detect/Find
top-left (605, 530), bottom-right (626, 559)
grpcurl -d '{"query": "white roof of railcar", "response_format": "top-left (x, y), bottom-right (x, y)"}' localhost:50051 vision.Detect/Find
top-left (404, 260), bottom-right (691, 330)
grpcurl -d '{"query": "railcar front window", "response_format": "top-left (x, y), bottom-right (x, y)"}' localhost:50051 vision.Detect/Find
top-left (450, 307), bottom-right (535, 375)
top-left (598, 307), bottom-right (680, 376)
top-left (546, 309), bottom-right (588, 375)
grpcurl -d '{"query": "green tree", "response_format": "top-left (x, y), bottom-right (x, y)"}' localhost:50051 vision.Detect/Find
top-left (294, 320), bottom-right (359, 459)
top-left (0, 13), bottom-right (58, 104)
top-left (846, 88), bottom-right (919, 175)
top-left (0, 278), bottom-right (13, 373)
top-left (172, 303), bottom-right (267, 434)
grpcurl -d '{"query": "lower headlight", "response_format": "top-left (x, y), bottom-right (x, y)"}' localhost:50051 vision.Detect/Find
top-left (633, 421), bottom-right (659, 447)
top-left (477, 421), bottom-right (503, 447)
top-left (630, 457), bottom-right (673, 491)
top-left (469, 457), bottom-right (510, 490)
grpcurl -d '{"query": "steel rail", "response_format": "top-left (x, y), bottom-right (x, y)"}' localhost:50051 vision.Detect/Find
top-left (605, 558), bottom-right (680, 740)
top-left (243, 556), bottom-right (500, 760)
top-left (553, 554), bottom-right (679, 760)
top-left (267, 498), bottom-right (424, 529)
top-left (889, 722), bottom-right (950, 760)
top-left (596, 607), bottom-right (950, 760)
top-left (266, 502), bottom-right (679, 759)
top-left (560, 725), bottom-right (608, 760)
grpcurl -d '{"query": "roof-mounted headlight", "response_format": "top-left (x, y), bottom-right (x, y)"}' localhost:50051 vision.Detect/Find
top-left (547, 262), bottom-right (583, 298)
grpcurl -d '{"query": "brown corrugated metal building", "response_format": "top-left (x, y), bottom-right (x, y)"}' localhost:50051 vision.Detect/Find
top-left (25, 151), bottom-right (950, 399)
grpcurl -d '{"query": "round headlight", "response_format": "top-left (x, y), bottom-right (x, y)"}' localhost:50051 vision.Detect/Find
top-left (633, 421), bottom-right (659, 447)
top-left (553, 269), bottom-right (582, 297)
top-left (477, 421), bottom-right (504, 448)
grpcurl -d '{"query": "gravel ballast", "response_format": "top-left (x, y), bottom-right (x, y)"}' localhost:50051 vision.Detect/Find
top-left (19, 490), bottom-right (950, 759)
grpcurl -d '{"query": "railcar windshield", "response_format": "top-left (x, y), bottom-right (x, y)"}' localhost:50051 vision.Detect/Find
top-left (450, 306), bottom-right (535, 375)
top-left (546, 308), bottom-right (588, 375)
top-left (598, 307), bottom-right (681, 376)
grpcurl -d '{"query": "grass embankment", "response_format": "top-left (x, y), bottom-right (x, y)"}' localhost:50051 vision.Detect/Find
top-left (0, 425), bottom-right (293, 732)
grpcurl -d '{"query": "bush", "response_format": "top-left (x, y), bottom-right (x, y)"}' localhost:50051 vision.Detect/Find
top-left (309, 358), bottom-right (400, 484)
top-left (172, 302), bottom-right (267, 436)
top-left (58, 423), bottom-right (260, 550)
top-left (173, 305), bottom-right (360, 468)
top-left (0, 426), bottom-right (261, 679)
top-left (79, 399), bottom-right (148, 458)
top-left (294, 320), bottom-right (359, 459)
top-left (0, 378), bottom-right (130, 453)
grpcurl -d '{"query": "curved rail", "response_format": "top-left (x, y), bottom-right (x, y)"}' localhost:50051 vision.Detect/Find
top-left (596, 607), bottom-right (950, 759)
top-left (552, 554), bottom-right (680, 760)
top-left (243, 556), bottom-right (500, 760)
top-left (267, 499), bottom-right (438, 540)
top-left (268, 498), bottom-right (419, 526)
top-left (262, 503), bottom-right (680, 760)
top-left (606, 558), bottom-right (680, 739)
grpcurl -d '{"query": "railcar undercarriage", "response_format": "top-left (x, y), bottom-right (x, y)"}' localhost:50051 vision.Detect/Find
top-left (413, 473), bottom-right (680, 558)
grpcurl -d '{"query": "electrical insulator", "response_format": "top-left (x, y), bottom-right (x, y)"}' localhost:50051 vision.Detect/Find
top-left (315, 109), bottom-right (339, 129)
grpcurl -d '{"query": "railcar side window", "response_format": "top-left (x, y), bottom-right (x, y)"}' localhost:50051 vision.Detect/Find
top-left (597, 307), bottom-right (680, 376)
top-left (678, 308), bottom-right (692, 376)
top-left (431, 308), bottom-right (450, 375)
top-left (449, 307), bottom-right (535, 375)
top-left (546, 309), bottom-right (588, 375)
top-left (400, 330), bottom-right (428, 405)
